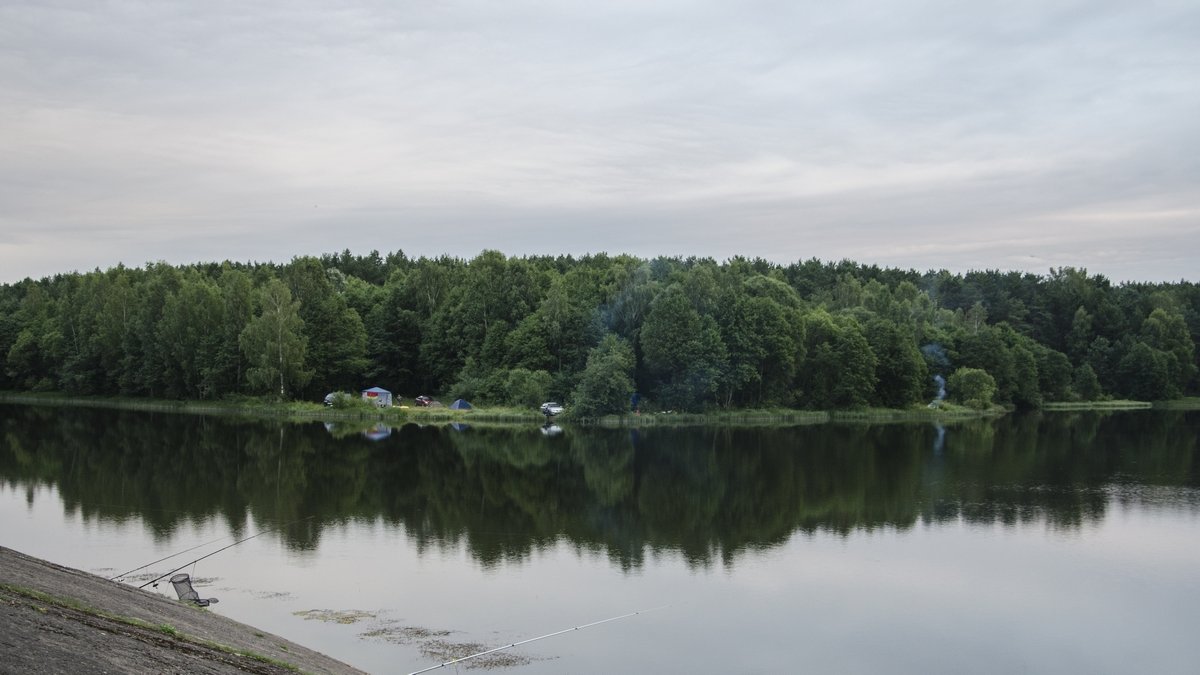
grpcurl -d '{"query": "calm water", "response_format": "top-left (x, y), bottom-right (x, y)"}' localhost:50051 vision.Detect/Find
top-left (1, 403), bottom-right (1198, 674)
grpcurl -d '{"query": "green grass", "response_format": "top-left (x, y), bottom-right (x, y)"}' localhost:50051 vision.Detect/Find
top-left (1155, 397), bottom-right (1200, 410)
top-left (4, 390), bottom-right (1191, 429)
top-left (0, 391), bottom-right (1007, 428)
top-left (1043, 400), bottom-right (1154, 411)
top-left (581, 409), bottom-right (829, 427)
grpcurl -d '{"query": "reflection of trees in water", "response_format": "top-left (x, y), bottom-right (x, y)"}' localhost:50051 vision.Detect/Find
top-left (1, 405), bottom-right (1197, 568)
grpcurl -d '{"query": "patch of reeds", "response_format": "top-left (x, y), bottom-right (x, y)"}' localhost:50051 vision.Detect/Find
top-left (1042, 400), bottom-right (1153, 411)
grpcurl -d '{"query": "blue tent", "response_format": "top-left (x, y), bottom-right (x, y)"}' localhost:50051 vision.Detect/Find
top-left (361, 387), bottom-right (393, 407)
top-left (450, 398), bottom-right (473, 410)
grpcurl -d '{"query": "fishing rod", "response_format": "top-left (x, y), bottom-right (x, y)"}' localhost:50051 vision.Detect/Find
top-left (407, 605), bottom-right (668, 675)
top-left (136, 515), bottom-right (315, 590)
top-left (110, 534), bottom-right (229, 581)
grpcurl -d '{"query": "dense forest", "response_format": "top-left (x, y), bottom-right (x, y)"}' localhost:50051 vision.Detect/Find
top-left (1, 250), bottom-right (1197, 413)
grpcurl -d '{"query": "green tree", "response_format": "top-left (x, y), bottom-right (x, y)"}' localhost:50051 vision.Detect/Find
top-left (796, 309), bottom-right (877, 409)
top-left (1065, 307), bottom-right (1094, 363)
top-left (6, 283), bottom-right (64, 391)
top-left (1141, 308), bottom-right (1196, 395)
top-left (503, 368), bottom-right (555, 407)
top-left (157, 272), bottom-right (223, 398)
top-left (1116, 341), bottom-right (1171, 401)
top-left (54, 273), bottom-right (105, 394)
top-left (211, 267), bottom-right (255, 395)
top-left (506, 273), bottom-right (601, 381)
top-left (865, 318), bottom-right (927, 408)
top-left (572, 334), bottom-right (636, 417)
top-left (948, 367), bottom-right (997, 410)
top-left (640, 286), bottom-right (727, 411)
top-left (1073, 363), bottom-right (1102, 401)
top-left (284, 258), bottom-right (369, 395)
top-left (717, 279), bottom-right (804, 407)
top-left (365, 280), bottom-right (423, 392)
top-left (94, 268), bottom-right (136, 394)
top-left (239, 279), bottom-right (312, 398)
top-left (1034, 345), bottom-right (1073, 402)
top-left (953, 324), bottom-right (1024, 405)
top-left (120, 263), bottom-right (182, 396)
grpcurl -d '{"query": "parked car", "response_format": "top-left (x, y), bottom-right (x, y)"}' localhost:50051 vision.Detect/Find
top-left (324, 392), bottom-right (356, 407)
top-left (540, 402), bottom-right (564, 417)
top-left (415, 395), bottom-right (434, 407)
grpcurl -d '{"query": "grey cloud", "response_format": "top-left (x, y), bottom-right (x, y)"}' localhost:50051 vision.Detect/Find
top-left (1, 0), bottom-right (1197, 282)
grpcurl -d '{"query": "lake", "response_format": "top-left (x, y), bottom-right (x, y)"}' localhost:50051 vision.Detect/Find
top-left (2, 403), bottom-right (1198, 674)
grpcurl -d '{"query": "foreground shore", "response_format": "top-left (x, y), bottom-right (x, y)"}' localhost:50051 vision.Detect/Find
top-left (0, 546), bottom-right (366, 675)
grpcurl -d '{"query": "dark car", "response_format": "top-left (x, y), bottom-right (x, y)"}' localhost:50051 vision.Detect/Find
top-left (415, 395), bottom-right (434, 407)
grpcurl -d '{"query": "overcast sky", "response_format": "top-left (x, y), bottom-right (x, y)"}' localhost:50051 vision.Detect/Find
top-left (1, 0), bottom-right (1197, 283)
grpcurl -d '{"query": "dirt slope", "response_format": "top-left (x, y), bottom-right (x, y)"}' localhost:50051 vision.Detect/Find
top-left (0, 546), bottom-right (368, 675)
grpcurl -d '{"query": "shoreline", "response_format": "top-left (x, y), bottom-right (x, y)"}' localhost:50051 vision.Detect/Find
top-left (3, 392), bottom-right (1191, 429)
top-left (0, 545), bottom-right (366, 675)
top-left (0, 391), bottom-right (1022, 426)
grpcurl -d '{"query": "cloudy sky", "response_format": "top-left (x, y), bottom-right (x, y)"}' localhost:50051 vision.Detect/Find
top-left (1, 0), bottom-right (1197, 283)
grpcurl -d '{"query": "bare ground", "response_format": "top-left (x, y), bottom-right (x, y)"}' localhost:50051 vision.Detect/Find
top-left (0, 546), bottom-right (367, 675)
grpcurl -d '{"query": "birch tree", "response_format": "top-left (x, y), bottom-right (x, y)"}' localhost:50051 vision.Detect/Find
top-left (240, 279), bottom-right (312, 398)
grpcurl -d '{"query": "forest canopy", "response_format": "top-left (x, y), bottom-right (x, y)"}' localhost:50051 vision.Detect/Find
top-left (1, 250), bottom-right (1197, 412)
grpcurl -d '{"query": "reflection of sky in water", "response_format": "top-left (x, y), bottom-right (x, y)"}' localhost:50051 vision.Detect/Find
top-left (3, 407), bottom-right (1200, 673)
top-left (4, 480), bottom-right (1199, 675)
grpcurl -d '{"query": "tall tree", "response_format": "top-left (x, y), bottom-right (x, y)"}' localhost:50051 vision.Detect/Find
top-left (865, 318), bottom-right (927, 408)
top-left (796, 309), bottom-right (877, 409)
top-left (365, 279), bottom-right (423, 391)
top-left (157, 271), bottom-right (223, 398)
top-left (1116, 341), bottom-right (1171, 401)
top-left (284, 257), bottom-right (369, 395)
top-left (211, 267), bottom-right (255, 395)
top-left (1140, 308), bottom-right (1196, 395)
top-left (640, 286), bottom-right (727, 411)
top-left (240, 279), bottom-right (312, 398)
top-left (572, 334), bottom-right (637, 417)
top-left (717, 286), bottom-right (803, 407)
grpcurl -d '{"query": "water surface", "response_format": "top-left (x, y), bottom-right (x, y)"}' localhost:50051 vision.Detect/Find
top-left (1, 404), bottom-right (1197, 673)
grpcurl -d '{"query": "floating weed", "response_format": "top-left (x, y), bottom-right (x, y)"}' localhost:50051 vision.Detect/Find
top-left (419, 639), bottom-right (534, 669)
top-left (123, 572), bottom-right (162, 583)
top-left (293, 609), bottom-right (377, 624)
top-left (293, 609), bottom-right (546, 669)
top-left (359, 624), bottom-right (452, 644)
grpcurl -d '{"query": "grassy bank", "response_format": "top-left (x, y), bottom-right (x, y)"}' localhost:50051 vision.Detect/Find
top-left (1042, 400), bottom-right (1154, 411)
top-left (8, 391), bottom-right (1184, 428)
top-left (1154, 397), bottom-right (1200, 410)
top-left (0, 391), bottom-right (544, 424)
top-left (1, 391), bottom-right (1015, 427)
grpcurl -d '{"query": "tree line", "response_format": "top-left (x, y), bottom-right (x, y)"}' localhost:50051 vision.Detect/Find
top-left (1, 250), bottom-right (1196, 412)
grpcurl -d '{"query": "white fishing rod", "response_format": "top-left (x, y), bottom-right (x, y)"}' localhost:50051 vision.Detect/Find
top-left (407, 605), bottom-right (669, 675)
top-left (134, 515), bottom-right (316, 589)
